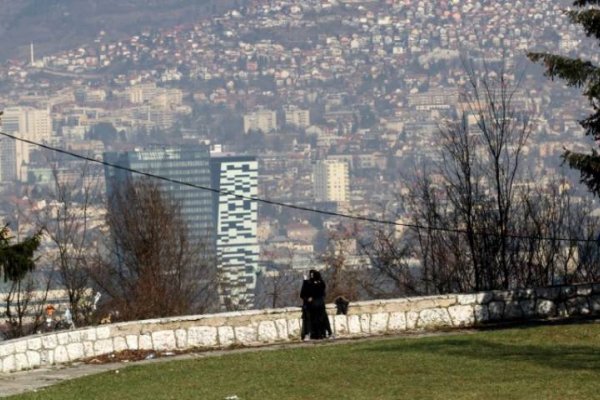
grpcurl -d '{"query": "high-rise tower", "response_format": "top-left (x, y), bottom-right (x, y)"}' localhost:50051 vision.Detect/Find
top-left (313, 159), bottom-right (350, 205)
top-left (104, 146), bottom-right (214, 242)
top-left (210, 155), bottom-right (259, 310)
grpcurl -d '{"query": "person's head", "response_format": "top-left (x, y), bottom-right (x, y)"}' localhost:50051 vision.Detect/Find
top-left (309, 269), bottom-right (322, 282)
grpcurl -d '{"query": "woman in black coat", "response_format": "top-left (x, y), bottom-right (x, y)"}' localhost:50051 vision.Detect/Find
top-left (300, 269), bottom-right (332, 339)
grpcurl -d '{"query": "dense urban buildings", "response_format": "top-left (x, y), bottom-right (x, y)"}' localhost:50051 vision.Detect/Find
top-left (0, 0), bottom-right (597, 308)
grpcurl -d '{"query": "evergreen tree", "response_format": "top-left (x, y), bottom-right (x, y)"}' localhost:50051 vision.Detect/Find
top-left (0, 225), bottom-right (41, 283)
top-left (528, 0), bottom-right (600, 195)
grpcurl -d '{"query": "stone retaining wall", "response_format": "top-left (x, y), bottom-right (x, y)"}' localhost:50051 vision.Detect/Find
top-left (2, 282), bottom-right (599, 373)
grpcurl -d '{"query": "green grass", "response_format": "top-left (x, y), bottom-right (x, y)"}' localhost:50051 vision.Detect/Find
top-left (10, 322), bottom-right (600, 400)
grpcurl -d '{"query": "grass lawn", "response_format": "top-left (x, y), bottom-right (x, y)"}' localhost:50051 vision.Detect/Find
top-left (9, 322), bottom-right (600, 400)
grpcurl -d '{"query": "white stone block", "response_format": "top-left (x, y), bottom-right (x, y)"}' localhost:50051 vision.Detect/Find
top-left (388, 312), bottom-right (407, 331)
top-left (54, 345), bottom-right (70, 363)
top-left (15, 353), bottom-right (29, 371)
top-left (83, 342), bottom-right (95, 357)
top-left (3, 355), bottom-right (15, 373)
top-left (139, 334), bottom-right (153, 350)
top-left (218, 326), bottom-right (235, 347)
top-left (591, 296), bottom-right (600, 313)
top-left (287, 319), bottom-right (301, 338)
top-left (175, 329), bottom-right (188, 348)
top-left (0, 343), bottom-right (15, 357)
top-left (82, 329), bottom-right (97, 342)
top-left (258, 321), bottom-right (278, 342)
top-left (275, 319), bottom-right (288, 340)
top-left (370, 313), bottom-right (389, 334)
top-left (96, 326), bottom-right (111, 340)
top-left (334, 315), bottom-right (348, 335)
top-left (488, 301), bottom-right (505, 320)
top-left (536, 300), bottom-right (556, 317)
top-left (46, 349), bottom-right (55, 365)
top-left (14, 340), bottom-right (28, 353)
top-left (152, 330), bottom-right (176, 351)
top-left (56, 332), bottom-right (70, 345)
top-left (42, 335), bottom-right (58, 350)
top-left (474, 305), bottom-right (489, 323)
top-left (406, 311), bottom-right (419, 330)
top-left (188, 326), bottom-right (218, 347)
top-left (577, 285), bottom-right (593, 296)
top-left (234, 326), bottom-right (257, 345)
top-left (418, 308), bottom-right (452, 328)
top-left (520, 300), bottom-right (536, 317)
top-left (475, 292), bottom-right (493, 304)
top-left (359, 314), bottom-right (371, 333)
top-left (126, 335), bottom-right (139, 350)
top-left (347, 315), bottom-right (362, 334)
top-left (68, 331), bottom-right (82, 343)
top-left (27, 351), bottom-right (41, 368)
top-left (448, 305), bottom-right (475, 327)
top-left (457, 294), bottom-right (477, 305)
top-left (93, 339), bottom-right (114, 356)
top-left (27, 338), bottom-right (42, 351)
top-left (67, 343), bottom-right (85, 360)
top-left (113, 337), bottom-right (128, 353)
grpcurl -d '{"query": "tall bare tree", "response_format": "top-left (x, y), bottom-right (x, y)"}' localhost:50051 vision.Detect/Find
top-left (401, 62), bottom-right (600, 294)
top-left (35, 160), bottom-right (102, 325)
top-left (91, 178), bottom-right (218, 320)
top-left (358, 226), bottom-right (418, 297)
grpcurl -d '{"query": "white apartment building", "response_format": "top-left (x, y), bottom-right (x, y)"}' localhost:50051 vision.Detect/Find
top-left (284, 106), bottom-right (310, 128)
top-left (313, 159), bottom-right (350, 204)
top-left (0, 107), bottom-right (52, 182)
top-left (243, 109), bottom-right (277, 134)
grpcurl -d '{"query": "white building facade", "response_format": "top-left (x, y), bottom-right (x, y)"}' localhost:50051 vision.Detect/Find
top-left (0, 107), bottom-right (52, 182)
top-left (243, 109), bottom-right (277, 134)
top-left (210, 155), bottom-right (259, 310)
top-left (313, 159), bottom-right (350, 204)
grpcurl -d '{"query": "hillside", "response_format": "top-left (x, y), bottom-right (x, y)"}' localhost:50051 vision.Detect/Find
top-left (0, 0), bottom-right (239, 62)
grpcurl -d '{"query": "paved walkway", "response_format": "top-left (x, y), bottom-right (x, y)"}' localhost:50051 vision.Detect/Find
top-left (0, 330), bottom-right (473, 398)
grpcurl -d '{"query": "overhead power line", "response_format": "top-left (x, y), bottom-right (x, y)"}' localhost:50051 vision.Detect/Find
top-left (0, 130), bottom-right (598, 244)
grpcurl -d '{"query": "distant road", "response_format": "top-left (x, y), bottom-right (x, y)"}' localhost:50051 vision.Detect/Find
top-left (37, 68), bottom-right (104, 80)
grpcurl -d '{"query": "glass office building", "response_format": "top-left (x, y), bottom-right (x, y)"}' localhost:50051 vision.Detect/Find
top-left (104, 146), bottom-right (214, 243)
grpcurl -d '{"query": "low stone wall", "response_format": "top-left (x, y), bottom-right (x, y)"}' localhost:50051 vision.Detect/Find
top-left (1, 282), bottom-right (599, 373)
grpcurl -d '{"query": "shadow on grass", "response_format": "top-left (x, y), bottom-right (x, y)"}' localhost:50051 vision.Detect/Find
top-left (366, 336), bottom-right (600, 372)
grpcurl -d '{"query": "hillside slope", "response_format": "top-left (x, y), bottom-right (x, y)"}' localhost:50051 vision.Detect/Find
top-left (0, 0), bottom-right (238, 61)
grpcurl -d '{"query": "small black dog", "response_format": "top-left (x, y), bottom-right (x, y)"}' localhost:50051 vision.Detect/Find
top-left (335, 296), bottom-right (350, 315)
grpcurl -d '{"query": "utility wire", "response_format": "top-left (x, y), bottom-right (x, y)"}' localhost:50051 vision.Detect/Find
top-left (0, 130), bottom-right (598, 244)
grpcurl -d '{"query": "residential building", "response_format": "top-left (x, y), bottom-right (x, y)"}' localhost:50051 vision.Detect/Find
top-left (243, 109), bottom-right (277, 134)
top-left (313, 159), bottom-right (350, 204)
top-left (0, 107), bottom-right (52, 182)
top-left (284, 106), bottom-right (310, 128)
